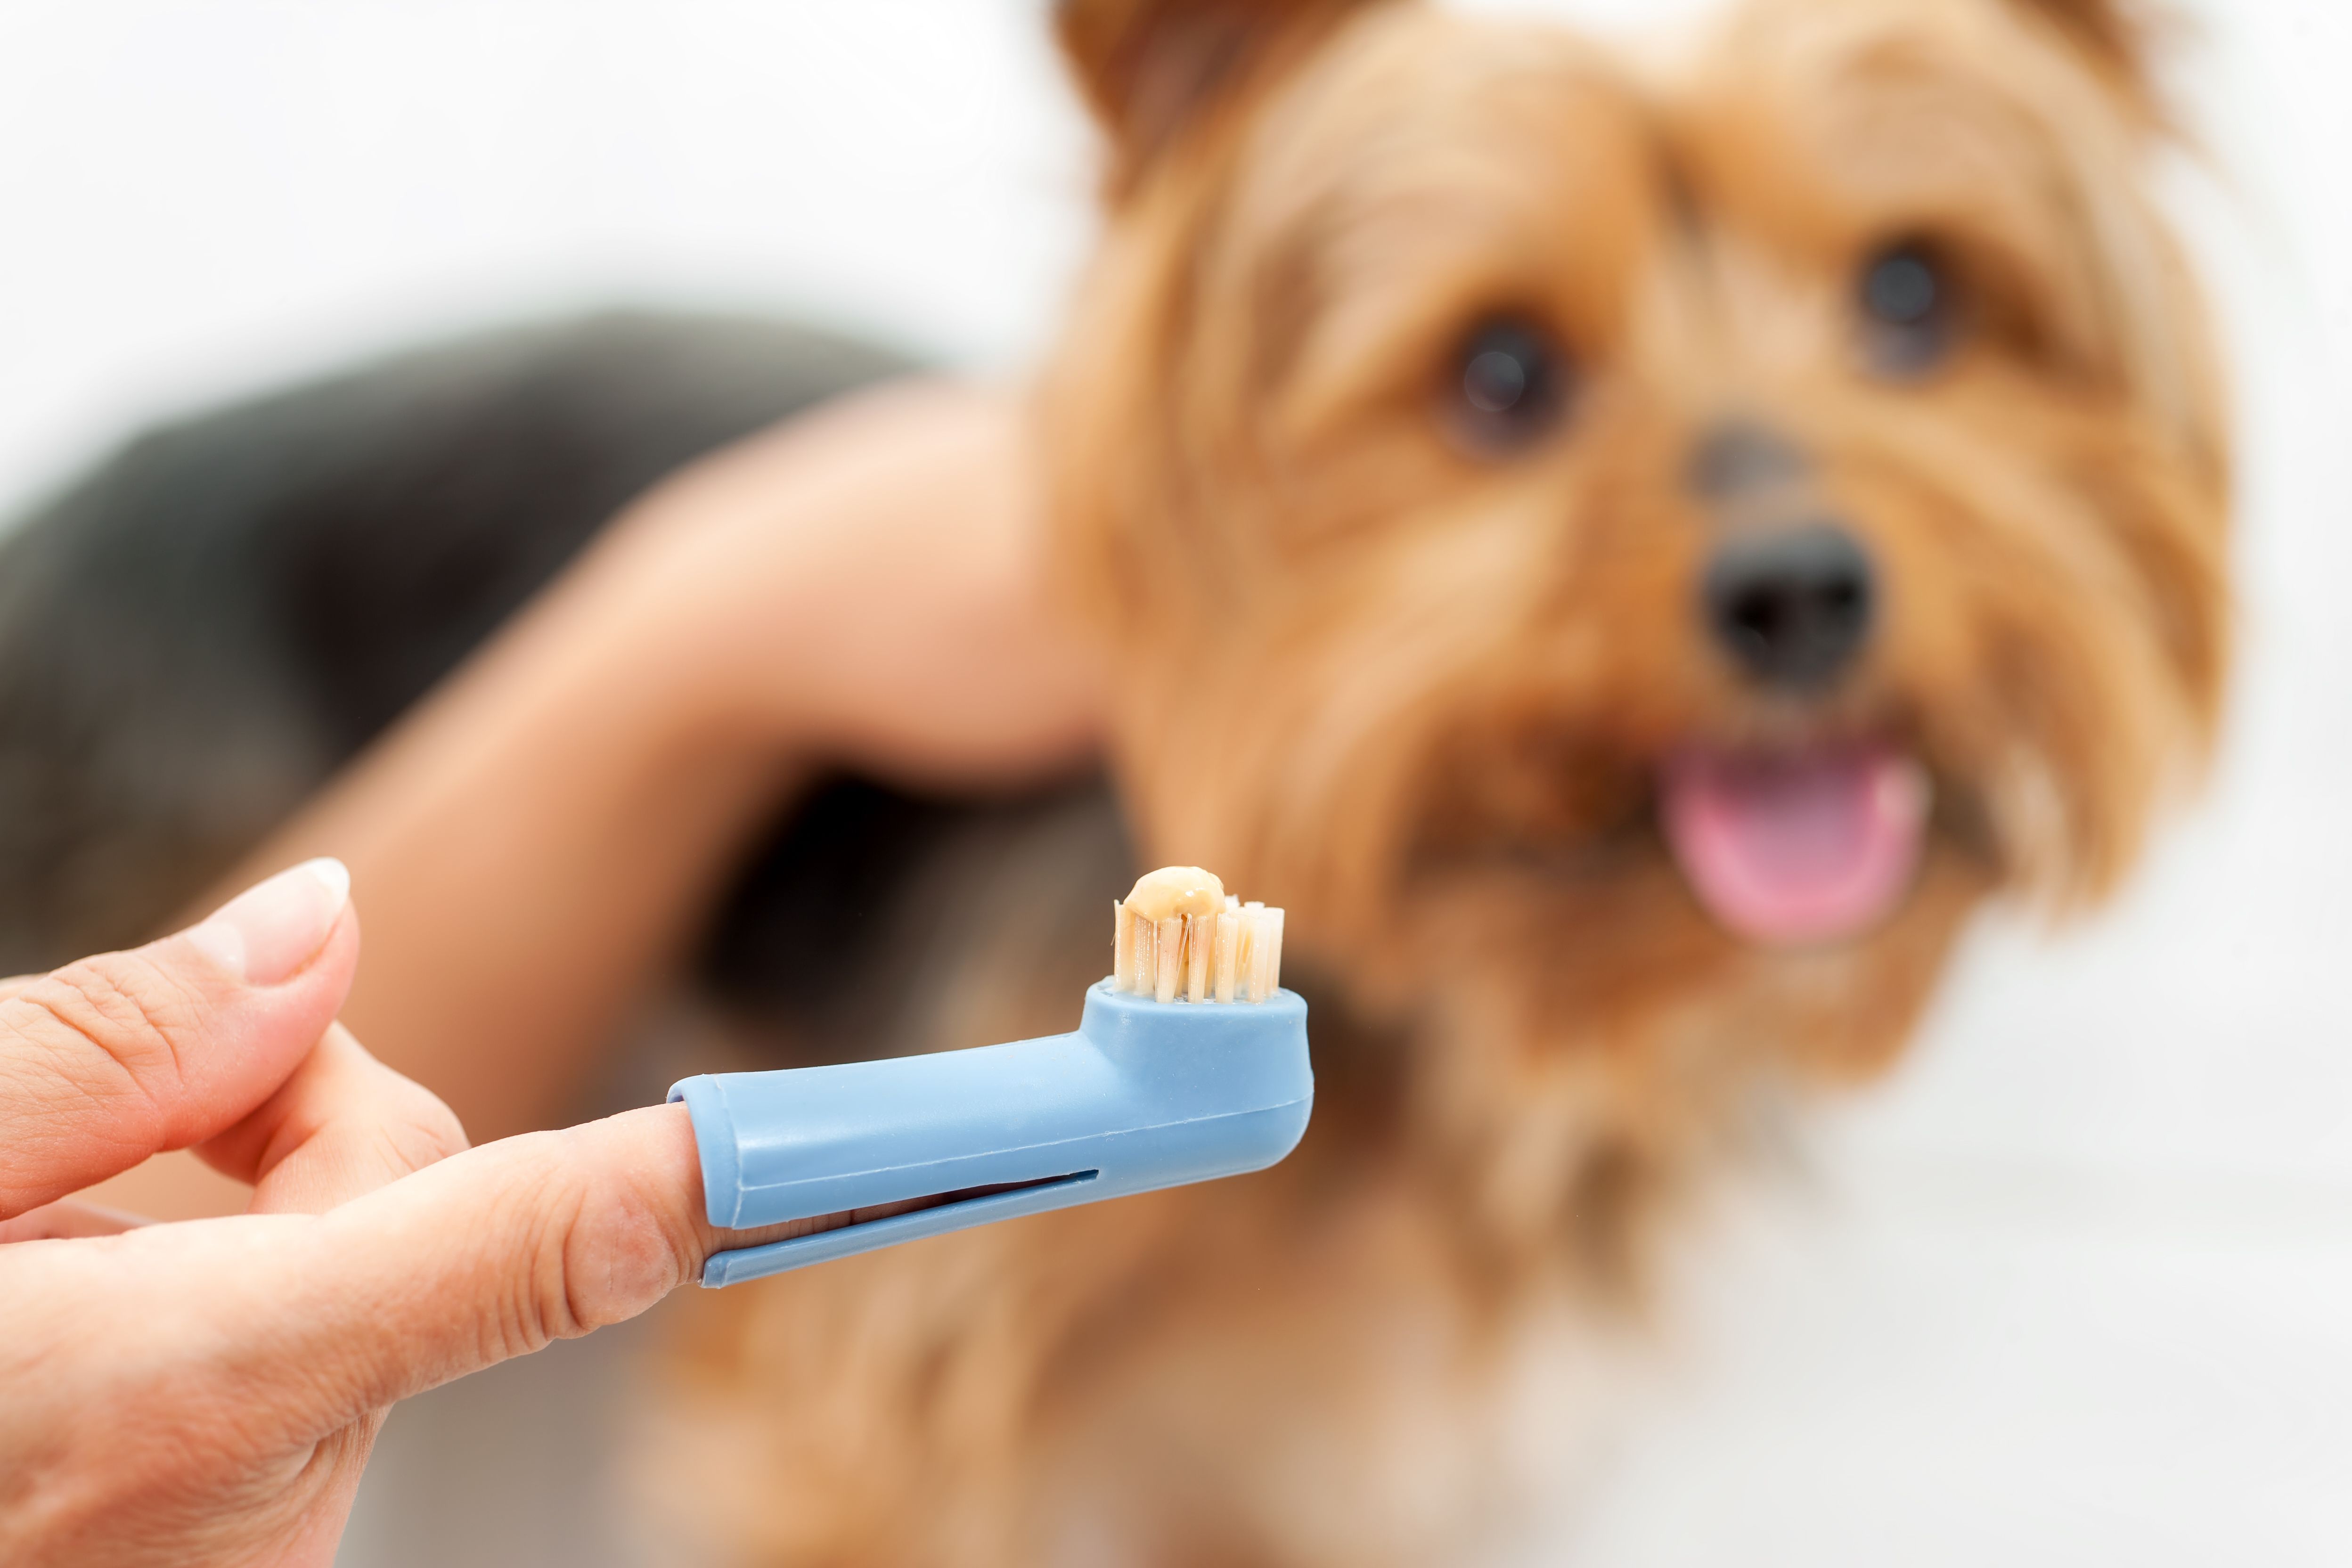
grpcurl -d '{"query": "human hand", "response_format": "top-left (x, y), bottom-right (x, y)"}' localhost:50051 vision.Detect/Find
top-left (0, 861), bottom-right (801, 1567)
top-left (580, 377), bottom-right (1107, 791)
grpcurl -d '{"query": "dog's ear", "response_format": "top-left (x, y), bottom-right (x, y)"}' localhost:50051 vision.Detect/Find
top-left (2003, 0), bottom-right (2171, 126)
top-left (1056, 0), bottom-right (1381, 195)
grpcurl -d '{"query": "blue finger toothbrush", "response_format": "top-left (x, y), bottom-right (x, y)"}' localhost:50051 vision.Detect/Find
top-left (669, 867), bottom-right (1310, 1287)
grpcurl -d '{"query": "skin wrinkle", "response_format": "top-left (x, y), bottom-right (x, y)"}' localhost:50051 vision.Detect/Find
top-left (0, 1006), bottom-right (158, 1142)
top-left (5, 950), bottom-right (229, 1127)
top-left (493, 1172), bottom-right (571, 1362)
top-left (0, 990), bottom-right (181, 1201)
top-left (6, 984), bottom-right (179, 1108)
top-left (60, 949), bottom-right (218, 1092)
top-left (359, 1115), bottom-right (456, 1186)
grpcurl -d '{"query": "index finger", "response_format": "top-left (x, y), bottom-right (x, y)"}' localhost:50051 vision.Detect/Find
top-left (201, 1104), bottom-right (860, 1438)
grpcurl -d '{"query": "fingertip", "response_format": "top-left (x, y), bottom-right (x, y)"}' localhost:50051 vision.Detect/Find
top-left (184, 858), bottom-right (354, 987)
top-left (310, 856), bottom-right (353, 907)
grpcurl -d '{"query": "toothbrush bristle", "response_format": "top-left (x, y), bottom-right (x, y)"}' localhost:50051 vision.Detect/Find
top-left (1213, 909), bottom-right (1239, 1004)
top-left (1154, 916), bottom-right (1183, 1003)
top-left (1113, 867), bottom-right (1283, 1003)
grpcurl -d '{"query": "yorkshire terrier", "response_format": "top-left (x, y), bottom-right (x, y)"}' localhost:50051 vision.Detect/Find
top-left (643, 0), bottom-right (2228, 1561)
top-left (0, 0), bottom-right (2227, 1563)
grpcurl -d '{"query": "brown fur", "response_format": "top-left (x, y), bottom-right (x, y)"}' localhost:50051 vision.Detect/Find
top-left (642, 0), bottom-right (2229, 1561)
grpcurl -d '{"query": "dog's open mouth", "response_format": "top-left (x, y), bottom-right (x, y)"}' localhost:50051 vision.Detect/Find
top-left (1660, 743), bottom-right (1930, 947)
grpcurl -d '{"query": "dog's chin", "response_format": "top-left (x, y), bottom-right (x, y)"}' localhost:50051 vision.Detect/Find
top-left (1657, 742), bottom-right (1932, 949)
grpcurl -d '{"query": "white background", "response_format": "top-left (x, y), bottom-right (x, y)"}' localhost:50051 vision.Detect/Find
top-left (1, 2), bottom-right (2344, 1563)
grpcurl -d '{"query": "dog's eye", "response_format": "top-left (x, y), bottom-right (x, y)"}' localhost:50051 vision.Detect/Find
top-left (1858, 243), bottom-right (1957, 378)
top-left (1445, 318), bottom-right (1568, 454)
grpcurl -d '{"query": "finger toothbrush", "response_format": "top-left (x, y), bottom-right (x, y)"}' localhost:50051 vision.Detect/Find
top-left (670, 866), bottom-right (1310, 1287)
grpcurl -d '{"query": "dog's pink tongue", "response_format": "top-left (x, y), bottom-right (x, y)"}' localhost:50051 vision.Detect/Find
top-left (1662, 746), bottom-right (1927, 947)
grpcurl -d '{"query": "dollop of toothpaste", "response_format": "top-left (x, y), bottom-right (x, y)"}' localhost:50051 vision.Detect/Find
top-left (1123, 866), bottom-right (1227, 922)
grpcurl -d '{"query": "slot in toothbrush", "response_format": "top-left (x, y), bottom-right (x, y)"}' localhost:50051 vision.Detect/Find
top-left (671, 866), bottom-right (1311, 1287)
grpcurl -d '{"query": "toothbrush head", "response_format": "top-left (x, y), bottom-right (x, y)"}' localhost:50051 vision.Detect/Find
top-left (676, 866), bottom-right (1311, 1285)
top-left (1112, 866), bottom-right (1286, 1004)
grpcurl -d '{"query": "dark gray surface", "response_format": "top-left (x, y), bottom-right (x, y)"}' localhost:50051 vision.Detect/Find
top-left (0, 310), bottom-right (912, 975)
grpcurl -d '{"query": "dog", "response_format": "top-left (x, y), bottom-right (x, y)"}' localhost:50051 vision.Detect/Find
top-left (640, 0), bottom-right (2230, 1561)
top-left (0, 0), bottom-right (2228, 1562)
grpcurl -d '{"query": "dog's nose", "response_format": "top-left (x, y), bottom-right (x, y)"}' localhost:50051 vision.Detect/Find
top-left (1702, 524), bottom-right (1876, 688)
